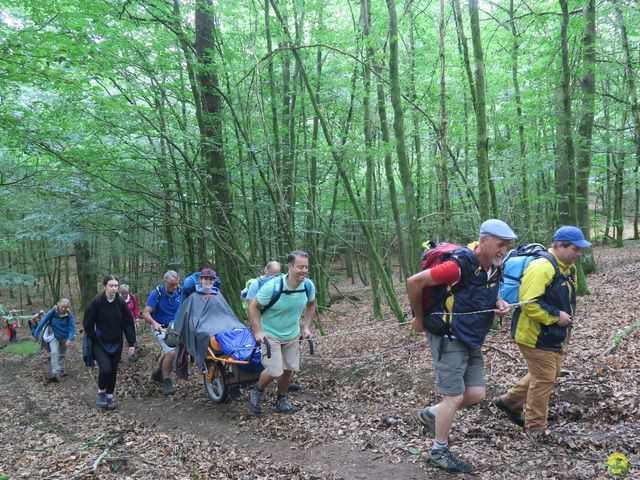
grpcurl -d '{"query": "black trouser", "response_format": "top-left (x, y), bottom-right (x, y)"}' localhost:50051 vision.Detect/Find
top-left (92, 340), bottom-right (123, 394)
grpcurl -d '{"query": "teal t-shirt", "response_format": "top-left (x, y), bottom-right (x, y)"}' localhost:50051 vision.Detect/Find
top-left (256, 274), bottom-right (315, 341)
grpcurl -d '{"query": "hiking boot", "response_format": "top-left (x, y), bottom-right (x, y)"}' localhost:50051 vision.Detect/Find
top-left (96, 391), bottom-right (108, 409)
top-left (249, 387), bottom-right (264, 415)
top-left (54, 373), bottom-right (64, 383)
top-left (150, 368), bottom-right (163, 384)
top-left (128, 354), bottom-right (138, 363)
top-left (61, 370), bottom-right (68, 377)
top-left (229, 385), bottom-right (241, 400)
top-left (288, 382), bottom-right (301, 393)
top-left (417, 408), bottom-right (452, 444)
top-left (275, 396), bottom-right (299, 414)
top-left (429, 446), bottom-right (472, 473)
top-left (162, 378), bottom-right (175, 396)
top-left (491, 397), bottom-right (525, 427)
top-left (417, 408), bottom-right (436, 437)
top-left (105, 396), bottom-right (117, 410)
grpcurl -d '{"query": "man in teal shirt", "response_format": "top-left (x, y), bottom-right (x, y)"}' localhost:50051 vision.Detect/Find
top-left (248, 250), bottom-right (315, 414)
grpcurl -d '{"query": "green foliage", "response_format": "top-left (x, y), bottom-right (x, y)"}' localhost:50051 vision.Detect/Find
top-left (1, 341), bottom-right (40, 356)
top-left (1, 0), bottom-right (639, 309)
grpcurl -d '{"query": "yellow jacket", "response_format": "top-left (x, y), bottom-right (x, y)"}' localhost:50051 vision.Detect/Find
top-left (511, 249), bottom-right (576, 351)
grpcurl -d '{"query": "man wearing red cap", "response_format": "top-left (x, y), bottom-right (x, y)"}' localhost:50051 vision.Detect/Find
top-left (492, 226), bottom-right (591, 435)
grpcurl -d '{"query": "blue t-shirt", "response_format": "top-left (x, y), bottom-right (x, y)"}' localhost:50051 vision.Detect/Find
top-left (146, 285), bottom-right (181, 326)
top-left (246, 274), bottom-right (278, 301)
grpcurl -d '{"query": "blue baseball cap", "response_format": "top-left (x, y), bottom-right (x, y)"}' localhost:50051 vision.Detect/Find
top-left (479, 219), bottom-right (518, 241)
top-left (553, 226), bottom-right (591, 248)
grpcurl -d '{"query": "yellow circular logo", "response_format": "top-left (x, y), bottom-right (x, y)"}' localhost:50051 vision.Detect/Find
top-left (607, 453), bottom-right (629, 476)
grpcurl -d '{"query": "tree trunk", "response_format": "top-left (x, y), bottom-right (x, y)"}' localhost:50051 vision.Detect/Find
top-left (575, 0), bottom-right (596, 278)
top-left (557, 0), bottom-right (577, 225)
top-left (438, 0), bottom-right (451, 227)
top-left (386, 0), bottom-right (420, 268)
top-left (508, 0), bottom-right (531, 231)
top-left (468, 0), bottom-right (492, 219)
top-left (615, 0), bottom-right (640, 240)
top-left (365, 2), bottom-right (409, 281)
top-left (361, 0), bottom-right (383, 319)
top-left (270, 0), bottom-right (405, 322)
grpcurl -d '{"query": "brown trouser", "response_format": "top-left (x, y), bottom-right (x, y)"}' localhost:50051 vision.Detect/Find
top-left (501, 344), bottom-right (564, 429)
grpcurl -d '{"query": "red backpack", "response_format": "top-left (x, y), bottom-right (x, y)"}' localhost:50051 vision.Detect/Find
top-left (419, 242), bottom-right (464, 316)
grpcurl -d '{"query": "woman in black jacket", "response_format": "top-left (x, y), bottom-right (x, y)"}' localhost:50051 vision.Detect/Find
top-left (83, 275), bottom-right (136, 410)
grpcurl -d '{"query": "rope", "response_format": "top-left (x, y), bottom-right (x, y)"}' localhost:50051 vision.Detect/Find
top-left (194, 301), bottom-right (536, 364)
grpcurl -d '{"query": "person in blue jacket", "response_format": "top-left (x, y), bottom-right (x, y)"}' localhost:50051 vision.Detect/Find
top-left (33, 299), bottom-right (76, 382)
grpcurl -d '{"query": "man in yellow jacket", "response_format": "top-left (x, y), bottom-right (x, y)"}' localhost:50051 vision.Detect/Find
top-left (492, 226), bottom-right (591, 433)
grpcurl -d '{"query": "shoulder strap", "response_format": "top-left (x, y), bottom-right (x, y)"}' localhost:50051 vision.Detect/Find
top-left (261, 275), bottom-right (284, 313)
top-left (537, 251), bottom-right (561, 278)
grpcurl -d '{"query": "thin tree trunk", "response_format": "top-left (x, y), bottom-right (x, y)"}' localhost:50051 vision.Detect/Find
top-left (615, 0), bottom-right (640, 240)
top-left (508, 0), bottom-right (531, 230)
top-left (365, 1), bottom-right (410, 281)
top-left (575, 0), bottom-right (596, 279)
top-left (438, 0), bottom-right (451, 227)
top-left (270, 0), bottom-right (405, 322)
top-left (386, 0), bottom-right (419, 268)
top-left (468, 0), bottom-right (493, 219)
top-left (557, 0), bottom-right (577, 225)
top-left (361, 0), bottom-right (383, 319)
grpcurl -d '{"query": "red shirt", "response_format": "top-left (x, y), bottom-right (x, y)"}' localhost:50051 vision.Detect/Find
top-left (429, 260), bottom-right (461, 286)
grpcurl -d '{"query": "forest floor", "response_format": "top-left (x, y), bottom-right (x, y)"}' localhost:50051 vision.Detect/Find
top-left (0, 243), bottom-right (639, 479)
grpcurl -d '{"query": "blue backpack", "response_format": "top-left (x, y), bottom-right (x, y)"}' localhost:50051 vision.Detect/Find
top-left (499, 244), bottom-right (554, 304)
top-left (240, 274), bottom-right (278, 302)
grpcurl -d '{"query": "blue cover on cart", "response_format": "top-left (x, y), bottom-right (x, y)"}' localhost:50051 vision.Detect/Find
top-left (215, 328), bottom-right (261, 361)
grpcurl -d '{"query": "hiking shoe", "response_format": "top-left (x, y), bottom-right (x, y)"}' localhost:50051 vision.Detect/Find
top-left (162, 378), bottom-right (175, 396)
top-left (429, 446), bottom-right (472, 473)
top-left (151, 368), bottom-right (163, 384)
top-left (96, 391), bottom-right (108, 409)
top-left (128, 354), bottom-right (138, 362)
top-left (105, 397), bottom-right (117, 410)
top-left (417, 408), bottom-right (436, 437)
top-left (288, 382), bottom-right (301, 393)
top-left (249, 387), bottom-right (264, 415)
top-left (491, 397), bottom-right (525, 427)
top-left (229, 385), bottom-right (241, 400)
top-left (275, 396), bottom-right (299, 414)
top-left (417, 408), bottom-right (452, 444)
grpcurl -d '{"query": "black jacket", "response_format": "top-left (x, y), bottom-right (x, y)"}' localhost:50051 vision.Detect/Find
top-left (83, 294), bottom-right (136, 347)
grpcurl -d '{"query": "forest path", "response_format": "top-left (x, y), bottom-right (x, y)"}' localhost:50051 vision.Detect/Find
top-left (1, 242), bottom-right (639, 479)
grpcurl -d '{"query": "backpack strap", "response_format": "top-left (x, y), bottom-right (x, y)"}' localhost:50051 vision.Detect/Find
top-left (260, 276), bottom-right (311, 314)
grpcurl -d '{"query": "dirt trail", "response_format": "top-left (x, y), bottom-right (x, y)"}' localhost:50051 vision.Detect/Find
top-left (1, 242), bottom-right (639, 479)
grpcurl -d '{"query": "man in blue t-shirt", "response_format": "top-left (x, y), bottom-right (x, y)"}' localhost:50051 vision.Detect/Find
top-left (143, 270), bottom-right (181, 396)
top-left (248, 251), bottom-right (315, 415)
top-left (243, 261), bottom-right (282, 302)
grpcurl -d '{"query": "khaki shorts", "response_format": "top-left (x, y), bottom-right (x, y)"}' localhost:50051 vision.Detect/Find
top-left (428, 333), bottom-right (485, 396)
top-left (261, 335), bottom-right (300, 377)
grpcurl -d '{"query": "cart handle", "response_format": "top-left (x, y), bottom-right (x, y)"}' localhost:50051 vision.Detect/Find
top-left (257, 337), bottom-right (271, 359)
top-left (300, 334), bottom-right (314, 355)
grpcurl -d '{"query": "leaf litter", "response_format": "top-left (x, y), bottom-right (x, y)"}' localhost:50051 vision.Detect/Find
top-left (0, 242), bottom-right (638, 479)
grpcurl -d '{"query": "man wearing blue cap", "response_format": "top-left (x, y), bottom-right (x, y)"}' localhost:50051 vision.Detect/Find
top-left (492, 226), bottom-right (591, 434)
top-left (407, 219), bottom-right (517, 473)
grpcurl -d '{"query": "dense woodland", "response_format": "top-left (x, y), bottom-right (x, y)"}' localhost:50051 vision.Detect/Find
top-left (1, 0), bottom-right (639, 318)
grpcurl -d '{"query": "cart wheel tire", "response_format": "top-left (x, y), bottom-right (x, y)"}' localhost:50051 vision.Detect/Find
top-left (203, 360), bottom-right (229, 404)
